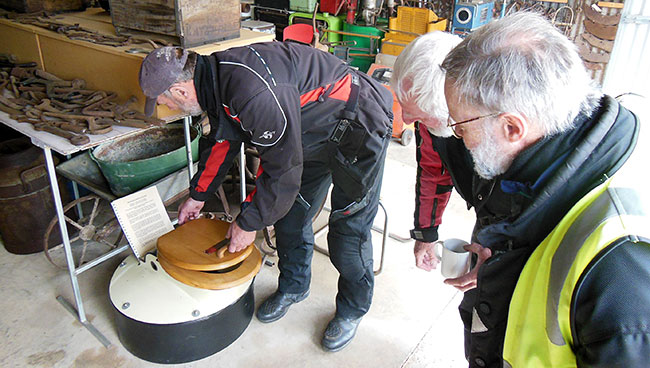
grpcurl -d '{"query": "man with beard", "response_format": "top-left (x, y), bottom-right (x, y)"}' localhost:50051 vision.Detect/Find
top-left (390, 31), bottom-right (493, 277)
top-left (138, 43), bottom-right (393, 352)
top-left (435, 12), bottom-right (650, 367)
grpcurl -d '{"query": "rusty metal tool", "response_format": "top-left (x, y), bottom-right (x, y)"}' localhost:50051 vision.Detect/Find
top-left (34, 99), bottom-right (60, 113)
top-left (583, 19), bottom-right (618, 41)
top-left (112, 118), bottom-right (154, 129)
top-left (583, 3), bottom-right (621, 26)
top-left (81, 91), bottom-right (117, 117)
top-left (0, 102), bottom-right (22, 116)
top-left (54, 121), bottom-right (88, 134)
top-left (43, 112), bottom-right (114, 134)
top-left (0, 94), bottom-right (23, 110)
top-left (581, 33), bottom-right (614, 53)
top-left (33, 123), bottom-right (90, 146)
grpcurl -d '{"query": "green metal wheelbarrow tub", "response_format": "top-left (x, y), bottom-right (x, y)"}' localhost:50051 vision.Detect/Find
top-left (90, 124), bottom-right (200, 197)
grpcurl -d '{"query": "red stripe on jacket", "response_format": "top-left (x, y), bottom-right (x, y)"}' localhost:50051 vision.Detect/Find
top-left (416, 125), bottom-right (453, 229)
top-left (196, 140), bottom-right (231, 193)
top-left (244, 165), bottom-right (265, 203)
top-left (299, 74), bottom-right (352, 107)
top-left (223, 105), bottom-right (242, 124)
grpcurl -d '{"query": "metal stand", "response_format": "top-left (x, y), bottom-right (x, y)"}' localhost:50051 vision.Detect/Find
top-left (239, 143), bottom-right (247, 202)
top-left (44, 147), bottom-right (116, 347)
top-left (183, 116), bottom-right (195, 179)
top-left (0, 115), bottom-right (198, 348)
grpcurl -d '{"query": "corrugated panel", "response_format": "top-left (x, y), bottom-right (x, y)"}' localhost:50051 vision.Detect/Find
top-left (602, 0), bottom-right (650, 98)
top-left (601, 0), bottom-right (649, 163)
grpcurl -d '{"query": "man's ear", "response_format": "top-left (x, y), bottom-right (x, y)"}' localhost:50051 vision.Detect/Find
top-left (499, 113), bottom-right (527, 143)
top-left (168, 84), bottom-right (189, 100)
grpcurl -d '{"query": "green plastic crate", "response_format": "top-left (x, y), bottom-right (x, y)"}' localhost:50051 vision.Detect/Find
top-left (289, 0), bottom-right (317, 12)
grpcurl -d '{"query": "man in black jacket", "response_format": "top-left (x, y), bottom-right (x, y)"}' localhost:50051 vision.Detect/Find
top-left (426, 12), bottom-right (650, 367)
top-left (139, 42), bottom-right (393, 352)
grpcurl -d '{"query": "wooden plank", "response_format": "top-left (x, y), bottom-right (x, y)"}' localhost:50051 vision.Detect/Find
top-left (597, 1), bottom-right (624, 9)
top-left (0, 0), bottom-right (84, 12)
top-left (0, 21), bottom-right (43, 67)
top-left (38, 35), bottom-right (146, 104)
top-left (177, 0), bottom-right (240, 47)
top-left (68, 7), bottom-right (113, 25)
top-left (110, 0), bottom-right (177, 36)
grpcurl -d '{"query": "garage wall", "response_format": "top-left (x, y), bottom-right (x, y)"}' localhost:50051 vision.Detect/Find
top-left (602, 0), bottom-right (650, 98)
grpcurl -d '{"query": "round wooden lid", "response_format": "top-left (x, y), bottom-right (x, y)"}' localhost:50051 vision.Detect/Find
top-left (157, 218), bottom-right (253, 271)
top-left (158, 246), bottom-right (262, 290)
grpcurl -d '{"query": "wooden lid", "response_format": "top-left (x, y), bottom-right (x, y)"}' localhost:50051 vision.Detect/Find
top-left (158, 245), bottom-right (262, 290)
top-left (157, 218), bottom-right (253, 271)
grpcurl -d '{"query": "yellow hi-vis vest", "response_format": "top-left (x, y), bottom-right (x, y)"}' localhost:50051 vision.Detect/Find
top-left (502, 175), bottom-right (650, 368)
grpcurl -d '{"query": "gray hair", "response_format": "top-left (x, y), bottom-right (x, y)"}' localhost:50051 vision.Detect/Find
top-left (441, 12), bottom-right (601, 136)
top-left (163, 51), bottom-right (198, 97)
top-left (391, 31), bottom-right (462, 122)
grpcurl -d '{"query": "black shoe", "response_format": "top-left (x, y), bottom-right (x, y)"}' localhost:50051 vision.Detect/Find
top-left (255, 289), bottom-right (310, 323)
top-left (321, 316), bottom-right (362, 352)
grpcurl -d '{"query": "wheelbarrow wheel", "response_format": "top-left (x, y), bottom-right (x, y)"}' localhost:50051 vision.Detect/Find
top-left (43, 195), bottom-right (124, 269)
top-left (400, 129), bottom-right (414, 146)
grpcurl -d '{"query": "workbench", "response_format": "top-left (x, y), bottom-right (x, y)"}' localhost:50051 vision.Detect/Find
top-left (0, 7), bottom-right (273, 347)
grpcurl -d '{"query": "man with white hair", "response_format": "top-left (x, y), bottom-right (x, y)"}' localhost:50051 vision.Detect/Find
top-left (390, 31), bottom-right (486, 273)
top-left (438, 12), bottom-right (650, 367)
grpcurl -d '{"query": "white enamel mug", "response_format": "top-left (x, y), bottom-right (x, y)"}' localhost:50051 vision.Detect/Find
top-left (434, 238), bottom-right (471, 278)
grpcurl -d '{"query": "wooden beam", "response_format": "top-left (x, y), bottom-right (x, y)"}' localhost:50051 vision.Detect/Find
top-left (597, 1), bottom-right (624, 9)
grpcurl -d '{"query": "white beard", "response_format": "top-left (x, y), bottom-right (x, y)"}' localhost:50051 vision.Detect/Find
top-left (469, 126), bottom-right (513, 180)
top-left (182, 100), bottom-right (204, 116)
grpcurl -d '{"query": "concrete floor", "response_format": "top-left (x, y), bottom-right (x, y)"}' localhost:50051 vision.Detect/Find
top-left (0, 137), bottom-right (476, 368)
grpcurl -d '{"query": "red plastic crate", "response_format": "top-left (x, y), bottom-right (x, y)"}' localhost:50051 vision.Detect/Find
top-left (320, 0), bottom-right (346, 14)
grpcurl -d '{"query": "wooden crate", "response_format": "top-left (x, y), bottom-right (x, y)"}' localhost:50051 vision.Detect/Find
top-left (109, 0), bottom-right (240, 48)
top-left (0, 0), bottom-right (85, 12)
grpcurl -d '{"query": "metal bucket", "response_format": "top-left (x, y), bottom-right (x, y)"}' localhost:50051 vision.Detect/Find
top-left (0, 138), bottom-right (68, 254)
top-left (90, 124), bottom-right (200, 197)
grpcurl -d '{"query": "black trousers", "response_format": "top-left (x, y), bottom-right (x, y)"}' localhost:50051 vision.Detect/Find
top-left (273, 136), bottom-right (388, 319)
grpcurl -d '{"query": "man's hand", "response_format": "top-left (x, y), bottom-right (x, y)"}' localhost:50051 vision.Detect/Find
top-left (177, 197), bottom-right (205, 225)
top-left (226, 221), bottom-right (256, 253)
top-left (414, 240), bottom-right (440, 271)
top-left (444, 243), bottom-right (492, 292)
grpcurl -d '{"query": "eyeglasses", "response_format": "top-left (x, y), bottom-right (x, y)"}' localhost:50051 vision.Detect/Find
top-left (446, 112), bottom-right (502, 138)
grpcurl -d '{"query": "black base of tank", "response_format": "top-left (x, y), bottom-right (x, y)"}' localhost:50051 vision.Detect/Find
top-left (112, 283), bottom-right (254, 364)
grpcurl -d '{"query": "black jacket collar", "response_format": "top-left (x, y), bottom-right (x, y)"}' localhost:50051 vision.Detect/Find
top-left (476, 95), bottom-right (638, 250)
top-left (194, 54), bottom-right (246, 142)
